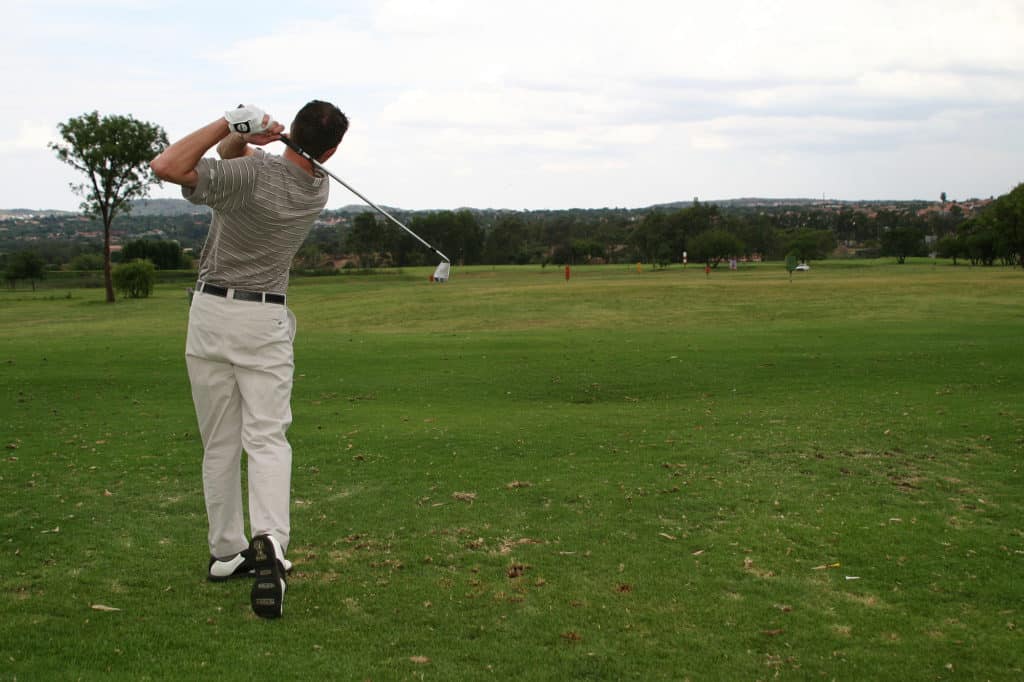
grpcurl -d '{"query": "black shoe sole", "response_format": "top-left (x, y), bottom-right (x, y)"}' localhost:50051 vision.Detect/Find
top-left (250, 535), bottom-right (285, 619)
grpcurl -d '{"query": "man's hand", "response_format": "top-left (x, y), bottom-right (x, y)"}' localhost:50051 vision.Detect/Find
top-left (219, 106), bottom-right (283, 159)
top-left (242, 118), bottom-right (284, 146)
top-left (224, 104), bottom-right (280, 139)
top-left (217, 116), bottom-right (284, 160)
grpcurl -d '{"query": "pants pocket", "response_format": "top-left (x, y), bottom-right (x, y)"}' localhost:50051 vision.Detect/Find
top-left (285, 308), bottom-right (297, 343)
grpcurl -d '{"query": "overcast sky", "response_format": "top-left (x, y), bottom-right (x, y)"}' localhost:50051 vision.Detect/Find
top-left (2, 0), bottom-right (1022, 211)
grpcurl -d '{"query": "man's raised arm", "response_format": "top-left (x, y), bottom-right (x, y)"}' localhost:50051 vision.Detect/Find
top-left (150, 119), bottom-right (231, 188)
top-left (150, 106), bottom-right (283, 187)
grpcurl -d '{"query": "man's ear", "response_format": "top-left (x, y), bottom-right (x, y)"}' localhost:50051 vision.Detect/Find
top-left (317, 146), bottom-right (338, 163)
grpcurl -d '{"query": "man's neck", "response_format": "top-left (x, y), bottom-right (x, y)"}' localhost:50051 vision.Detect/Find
top-left (283, 148), bottom-right (317, 176)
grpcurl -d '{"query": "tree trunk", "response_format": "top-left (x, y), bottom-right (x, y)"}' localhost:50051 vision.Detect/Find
top-left (103, 219), bottom-right (115, 303)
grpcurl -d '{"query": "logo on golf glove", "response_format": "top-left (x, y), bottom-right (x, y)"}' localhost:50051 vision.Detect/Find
top-left (225, 105), bottom-right (270, 135)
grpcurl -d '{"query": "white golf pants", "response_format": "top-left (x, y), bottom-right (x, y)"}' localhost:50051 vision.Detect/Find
top-left (186, 291), bottom-right (296, 559)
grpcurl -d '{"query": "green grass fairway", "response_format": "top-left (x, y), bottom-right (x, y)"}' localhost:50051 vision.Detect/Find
top-left (2, 262), bottom-right (1022, 680)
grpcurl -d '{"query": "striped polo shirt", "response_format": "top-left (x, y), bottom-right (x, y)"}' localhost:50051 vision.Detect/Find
top-left (183, 149), bottom-right (328, 294)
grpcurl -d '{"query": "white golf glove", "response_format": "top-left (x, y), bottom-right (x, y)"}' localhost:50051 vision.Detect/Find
top-left (224, 105), bottom-right (271, 135)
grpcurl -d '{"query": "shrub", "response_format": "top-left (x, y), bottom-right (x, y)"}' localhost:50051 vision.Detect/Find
top-left (112, 259), bottom-right (155, 298)
top-left (68, 253), bottom-right (105, 271)
top-left (4, 251), bottom-right (46, 290)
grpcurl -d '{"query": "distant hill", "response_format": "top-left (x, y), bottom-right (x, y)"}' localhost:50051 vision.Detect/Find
top-left (130, 198), bottom-right (210, 216)
top-left (647, 197), bottom-right (933, 211)
top-left (0, 208), bottom-right (74, 218)
top-left (2, 196), bottom-right (963, 221)
top-left (0, 200), bottom-right (208, 218)
top-left (131, 200), bottom-right (388, 216)
top-left (332, 204), bottom-right (408, 214)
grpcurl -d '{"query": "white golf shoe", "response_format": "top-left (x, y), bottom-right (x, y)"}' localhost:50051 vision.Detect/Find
top-left (208, 547), bottom-right (292, 582)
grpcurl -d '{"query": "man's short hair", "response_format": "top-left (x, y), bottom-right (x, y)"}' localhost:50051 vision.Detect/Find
top-left (291, 100), bottom-right (348, 159)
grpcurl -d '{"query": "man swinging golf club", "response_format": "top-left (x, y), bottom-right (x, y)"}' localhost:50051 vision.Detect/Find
top-left (151, 100), bottom-right (348, 618)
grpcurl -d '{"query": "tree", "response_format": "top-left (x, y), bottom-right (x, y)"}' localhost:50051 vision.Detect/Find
top-left (785, 228), bottom-right (836, 262)
top-left (629, 210), bottom-right (668, 265)
top-left (483, 213), bottom-right (529, 264)
top-left (630, 202), bottom-right (722, 267)
top-left (294, 242), bottom-right (326, 270)
top-left (785, 253), bottom-right (799, 281)
top-left (935, 234), bottom-right (966, 265)
top-left (962, 223), bottom-right (999, 266)
top-left (968, 232), bottom-right (999, 266)
top-left (880, 225), bottom-right (926, 264)
top-left (688, 228), bottom-right (744, 268)
top-left (571, 238), bottom-right (606, 263)
top-left (346, 212), bottom-right (383, 268)
top-left (407, 210), bottom-right (483, 266)
top-left (68, 252), bottom-right (106, 271)
top-left (121, 239), bottom-right (184, 269)
top-left (4, 251), bottom-right (46, 290)
top-left (448, 209), bottom-right (484, 265)
top-left (50, 111), bottom-right (168, 302)
top-left (733, 213), bottom-right (778, 259)
top-left (984, 182), bottom-right (1024, 268)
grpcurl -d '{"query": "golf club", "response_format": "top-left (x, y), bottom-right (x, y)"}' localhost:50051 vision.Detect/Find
top-left (278, 134), bottom-right (451, 266)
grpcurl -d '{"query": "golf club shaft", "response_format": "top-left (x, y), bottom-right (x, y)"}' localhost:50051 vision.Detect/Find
top-left (278, 135), bottom-right (451, 263)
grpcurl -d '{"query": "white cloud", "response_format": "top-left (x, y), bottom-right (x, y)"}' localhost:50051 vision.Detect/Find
top-left (2, 0), bottom-right (1022, 210)
top-left (684, 115), bottom-right (923, 153)
top-left (540, 158), bottom-right (629, 174)
top-left (0, 122), bottom-right (57, 153)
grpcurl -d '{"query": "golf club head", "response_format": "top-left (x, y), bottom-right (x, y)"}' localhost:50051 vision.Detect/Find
top-left (433, 261), bottom-right (451, 282)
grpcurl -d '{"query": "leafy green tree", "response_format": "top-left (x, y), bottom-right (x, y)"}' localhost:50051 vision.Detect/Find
top-left (346, 212), bottom-right (383, 268)
top-left (640, 202), bottom-right (722, 266)
top-left (629, 210), bottom-right (667, 264)
top-left (963, 224), bottom-right (999, 266)
top-left (121, 239), bottom-right (184, 269)
top-left (50, 111), bottom-right (168, 302)
top-left (984, 183), bottom-right (1024, 267)
top-left (445, 210), bottom-right (484, 265)
top-left (688, 228), bottom-right (744, 268)
top-left (923, 208), bottom-right (966, 242)
top-left (407, 210), bottom-right (483, 266)
top-left (785, 228), bottom-right (836, 261)
top-left (112, 259), bottom-right (155, 298)
top-left (880, 225), bottom-right (926, 264)
top-left (483, 213), bottom-right (529, 264)
top-left (294, 242), bottom-right (326, 270)
top-left (541, 213), bottom-right (577, 261)
top-left (68, 252), bottom-right (106, 271)
top-left (4, 251), bottom-right (46, 291)
top-left (935, 234), bottom-right (966, 265)
top-left (571, 239), bottom-right (606, 263)
top-left (733, 214), bottom-right (779, 259)
top-left (407, 213), bottom-right (444, 265)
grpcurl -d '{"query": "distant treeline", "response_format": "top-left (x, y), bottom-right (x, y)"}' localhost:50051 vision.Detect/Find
top-left (3, 185), bottom-right (1021, 271)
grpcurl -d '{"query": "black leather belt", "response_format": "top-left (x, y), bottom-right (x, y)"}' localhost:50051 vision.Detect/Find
top-left (196, 282), bottom-right (285, 305)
